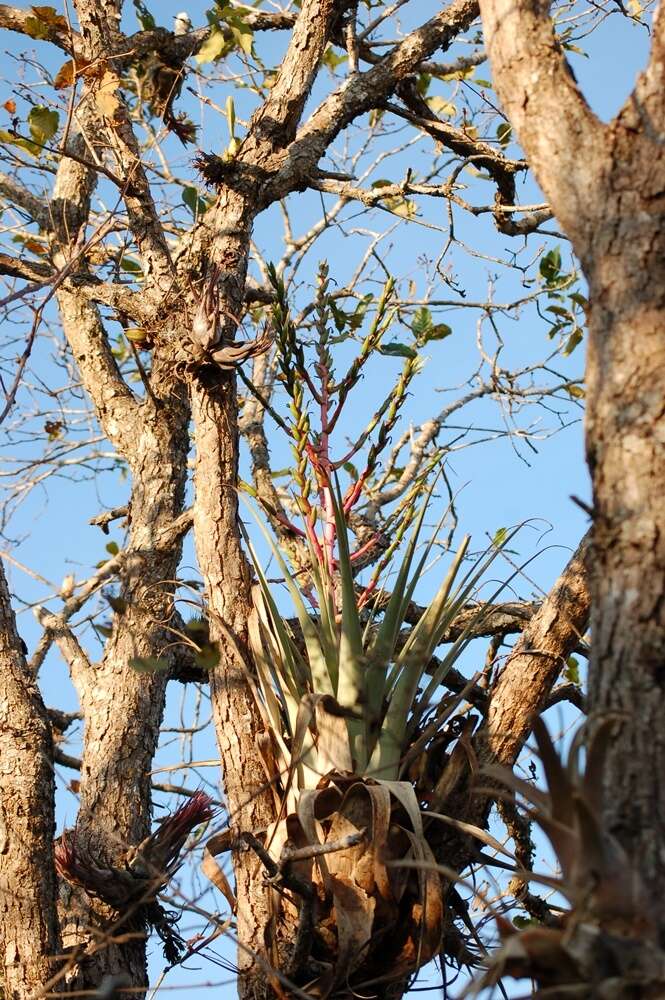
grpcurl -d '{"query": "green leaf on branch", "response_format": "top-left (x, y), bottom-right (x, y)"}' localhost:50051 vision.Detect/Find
top-left (539, 247), bottom-right (562, 283)
top-left (379, 342), bottom-right (418, 359)
top-left (0, 130), bottom-right (40, 158)
top-left (133, 0), bottom-right (156, 29)
top-left (28, 106), bottom-right (59, 145)
top-left (411, 307), bottom-right (452, 345)
top-left (564, 656), bottom-right (580, 684)
top-left (323, 46), bottom-right (346, 72)
top-left (182, 186), bottom-right (208, 217)
top-left (196, 27), bottom-right (227, 64)
top-left (384, 195), bottom-right (417, 218)
top-left (427, 95), bottom-right (456, 116)
top-left (25, 6), bottom-right (68, 39)
top-left (563, 329), bottom-right (583, 355)
top-left (513, 915), bottom-right (540, 929)
top-left (425, 323), bottom-right (452, 342)
top-left (546, 305), bottom-right (572, 319)
top-left (411, 306), bottom-right (432, 338)
top-left (230, 22), bottom-right (253, 53)
top-left (120, 258), bottom-right (143, 275)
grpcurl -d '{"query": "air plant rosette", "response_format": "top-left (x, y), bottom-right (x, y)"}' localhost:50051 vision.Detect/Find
top-left (55, 791), bottom-right (215, 964)
top-left (196, 265), bottom-right (521, 993)
top-left (470, 720), bottom-right (665, 999)
top-left (210, 482), bottom-right (518, 994)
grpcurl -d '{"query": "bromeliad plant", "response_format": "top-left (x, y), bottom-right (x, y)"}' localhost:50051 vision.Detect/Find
top-left (239, 485), bottom-right (516, 992)
top-left (221, 266), bottom-right (519, 993)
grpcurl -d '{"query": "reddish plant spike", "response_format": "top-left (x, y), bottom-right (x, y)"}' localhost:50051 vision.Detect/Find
top-left (146, 791), bottom-right (216, 873)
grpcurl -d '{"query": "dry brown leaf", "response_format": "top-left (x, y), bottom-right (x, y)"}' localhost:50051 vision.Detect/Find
top-left (23, 238), bottom-right (48, 255)
top-left (55, 58), bottom-right (101, 90)
top-left (53, 60), bottom-right (76, 90)
top-left (95, 70), bottom-right (122, 121)
top-left (31, 5), bottom-right (68, 27)
top-left (201, 831), bottom-right (237, 913)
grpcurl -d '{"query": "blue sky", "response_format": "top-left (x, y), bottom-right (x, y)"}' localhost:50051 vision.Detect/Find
top-left (0, 1), bottom-right (655, 995)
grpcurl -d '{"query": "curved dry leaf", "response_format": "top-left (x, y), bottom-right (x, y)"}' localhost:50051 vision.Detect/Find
top-left (210, 333), bottom-right (272, 369)
top-left (378, 779), bottom-right (424, 836)
top-left (296, 788), bottom-right (331, 887)
top-left (393, 827), bottom-right (444, 969)
top-left (330, 873), bottom-right (375, 983)
top-left (95, 70), bottom-right (122, 122)
top-left (201, 831), bottom-right (237, 912)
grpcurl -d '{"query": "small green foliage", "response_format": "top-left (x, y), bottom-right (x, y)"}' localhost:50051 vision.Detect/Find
top-left (323, 46), bottom-right (347, 72)
top-left (0, 130), bottom-right (40, 158)
top-left (25, 6), bottom-right (68, 39)
top-left (563, 328), bottom-right (584, 356)
top-left (496, 122), bottom-right (512, 147)
top-left (0, 105), bottom-right (59, 158)
top-left (198, 5), bottom-right (253, 62)
top-left (182, 186), bottom-right (208, 217)
top-left (427, 96), bottom-right (456, 116)
top-left (537, 246), bottom-right (586, 353)
top-left (28, 106), bottom-right (59, 144)
top-left (133, 0), bottom-right (156, 29)
top-left (411, 307), bottom-right (452, 346)
top-left (513, 915), bottom-right (540, 929)
top-left (379, 342), bottom-right (418, 359)
top-left (539, 247), bottom-right (562, 284)
top-left (564, 656), bottom-right (581, 685)
top-left (120, 258), bottom-right (143, 277)
top-left (196, 27), bottom-right (227, 64)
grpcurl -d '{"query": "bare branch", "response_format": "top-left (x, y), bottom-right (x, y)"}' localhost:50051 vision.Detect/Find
top-left (0, 252), bottom-right (52, 281)
top-left (244, 0), bottom-right (350, 152)
top-left (478, 0), bottom-right (606, 240)
top-left (264, 0), bottom-right (480, 202)
top-left (0, 3), bottom-right (77, 51)
top-left (482, 530), bottom-right (591, 768)
top-left (0, 171), bottom-right (52, 228)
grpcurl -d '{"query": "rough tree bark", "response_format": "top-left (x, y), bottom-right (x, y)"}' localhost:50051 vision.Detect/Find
top-left (36, 1), bottom-right (191, 987)
top-left (0, 560), bottom-right (60, 1000)
top-left (479, 0), bottom-right (665, 943)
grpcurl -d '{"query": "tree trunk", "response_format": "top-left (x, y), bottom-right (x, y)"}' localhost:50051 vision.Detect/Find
top-left (191, 374), bottom-right (277, 999)
top-left (479, 0), bottom-right (665, 941)
top-left (64, 388), bottom-right (190, 990)
top-left (585, 197), bottom-right (665, 940)
top-left (0, 561), bottom-right (60, 1000)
